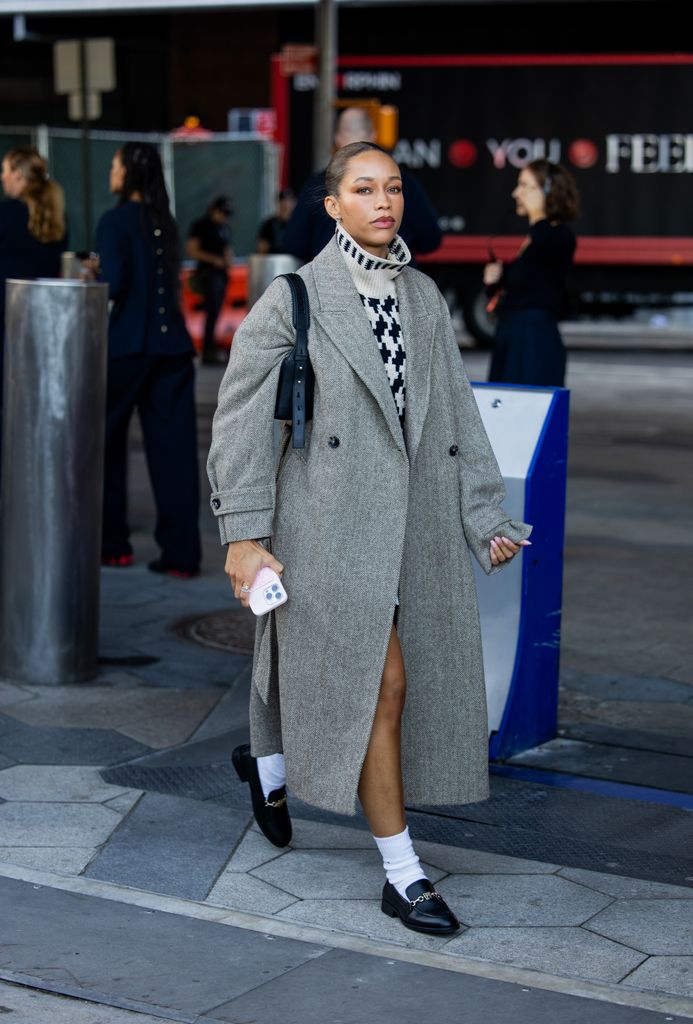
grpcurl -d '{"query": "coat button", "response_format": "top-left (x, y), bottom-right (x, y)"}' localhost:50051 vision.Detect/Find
top-left (449, 444), bottom-right (459, 456)
top-left (328, 436), bottom-right (340, 449)
top-left (160, 325), bottom-right (168, 333)
top-left (211, 498), bottom-right (221, 510)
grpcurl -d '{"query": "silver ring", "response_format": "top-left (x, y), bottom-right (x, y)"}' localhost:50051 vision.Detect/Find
top-left (240, 584), bottom-right (250, 594)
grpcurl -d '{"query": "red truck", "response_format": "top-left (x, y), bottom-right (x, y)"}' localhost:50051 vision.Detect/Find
top-left (275, 52), bottom-right (693, 341)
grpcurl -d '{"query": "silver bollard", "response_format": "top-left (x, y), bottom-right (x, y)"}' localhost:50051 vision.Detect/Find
top-left (0, 279), bottom-right (109, 685)
top-left (247, 254), bottom-right (301, 309)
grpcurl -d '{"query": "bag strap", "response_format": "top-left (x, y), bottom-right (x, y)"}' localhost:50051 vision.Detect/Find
top-left (280, 273), bottom-right (310, 449)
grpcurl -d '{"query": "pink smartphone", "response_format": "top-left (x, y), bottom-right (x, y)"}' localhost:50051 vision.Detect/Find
top-left (248, 567), bottom-right (288, 617)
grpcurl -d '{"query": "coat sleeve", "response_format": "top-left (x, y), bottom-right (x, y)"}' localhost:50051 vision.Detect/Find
top-left (434, 288), bottom-right (532, 575)
top-left (207, 276), bottom-right (295, 544)
top-left (96, 212), bottom-right (130, 301)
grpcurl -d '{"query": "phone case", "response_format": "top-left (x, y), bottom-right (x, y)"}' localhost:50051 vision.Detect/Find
top-left (248, 567), bottom-right (288, 617)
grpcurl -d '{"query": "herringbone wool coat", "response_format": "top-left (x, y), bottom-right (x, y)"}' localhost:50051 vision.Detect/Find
top-left (207, 238), bottom-right (531, 816)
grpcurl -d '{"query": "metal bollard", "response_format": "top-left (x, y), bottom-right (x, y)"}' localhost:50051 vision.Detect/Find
top-left (247, 254), bottom-right (301, 309)
top-left (0, 279), bottom-right (109, 684)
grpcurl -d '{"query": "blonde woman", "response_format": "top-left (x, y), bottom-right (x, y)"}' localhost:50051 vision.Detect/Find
top-left (0, 146), bottom-right (66, 451)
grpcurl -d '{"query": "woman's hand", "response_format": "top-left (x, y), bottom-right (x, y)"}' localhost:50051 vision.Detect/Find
top-left (490, 535), bottom-right (531, 566)
top-left (483, 260), bottom-right (503, 286)
top-left (224, 540), bottom-right (284, 608)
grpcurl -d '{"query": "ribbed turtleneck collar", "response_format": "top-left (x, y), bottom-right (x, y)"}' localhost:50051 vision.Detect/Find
top-left (335, 224), bottom-right (411, 299)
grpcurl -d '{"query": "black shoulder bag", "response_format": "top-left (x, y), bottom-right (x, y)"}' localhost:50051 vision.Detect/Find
top-left (273, 273), bottom-right (314, 449)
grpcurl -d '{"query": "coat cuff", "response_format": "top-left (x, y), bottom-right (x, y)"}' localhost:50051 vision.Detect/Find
top-left (217, 511), bottom-right (275, 546)
top-left (469, 517), bottom-right (533, 576)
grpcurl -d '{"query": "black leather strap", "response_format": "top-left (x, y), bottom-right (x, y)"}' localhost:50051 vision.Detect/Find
top-left (280, 273), bottom-right (311, 449)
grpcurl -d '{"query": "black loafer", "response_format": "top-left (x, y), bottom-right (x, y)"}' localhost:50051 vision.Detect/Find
top-left (232, 743), bottom-right (292, 848)
top-left (381, 879), bottom-right (460, 936)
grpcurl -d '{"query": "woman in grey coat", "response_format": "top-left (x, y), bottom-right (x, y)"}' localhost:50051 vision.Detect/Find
top-left (207, 142), bottom-right (531, 936)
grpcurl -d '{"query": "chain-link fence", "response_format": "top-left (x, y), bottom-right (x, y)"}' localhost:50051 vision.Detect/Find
top-left (0, 125), bottom-right (279, 257)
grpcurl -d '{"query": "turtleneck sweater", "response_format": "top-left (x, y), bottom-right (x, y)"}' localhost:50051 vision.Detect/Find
top-left (335, 225), bottom-right (411, 429)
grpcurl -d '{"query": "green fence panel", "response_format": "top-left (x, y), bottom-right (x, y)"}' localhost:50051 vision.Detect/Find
top-left (172, 140), bottom-right (267, 259)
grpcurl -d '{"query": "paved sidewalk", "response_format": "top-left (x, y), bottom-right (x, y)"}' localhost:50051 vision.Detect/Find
top-left (1, 352), bottom-right (692, 1022)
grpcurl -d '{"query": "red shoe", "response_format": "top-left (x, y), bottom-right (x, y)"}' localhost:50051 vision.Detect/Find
top-left (102, 553), bottom-right (134, 567)
top-left (148, 559), bottom-right (199, 579)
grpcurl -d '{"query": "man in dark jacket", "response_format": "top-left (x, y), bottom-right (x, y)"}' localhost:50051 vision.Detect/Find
top-left (280, 107), bottom-right (442, 262)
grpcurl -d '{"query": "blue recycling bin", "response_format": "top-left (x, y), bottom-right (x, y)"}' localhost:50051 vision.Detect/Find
top-left (471, 383), bottom-right (570, 760)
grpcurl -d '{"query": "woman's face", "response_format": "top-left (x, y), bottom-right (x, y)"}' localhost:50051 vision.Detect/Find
top-left (324, 150), bottom-right (404, 257)
top-left (512, 167), bottom-right (546, 219)
top-left (1, 158), bottom-right (26, 199)
top-left (109, 151), bottom-right (126, 195)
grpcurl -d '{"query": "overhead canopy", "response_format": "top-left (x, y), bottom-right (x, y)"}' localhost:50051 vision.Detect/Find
top-left (0, 0), bottom-right (638, 12)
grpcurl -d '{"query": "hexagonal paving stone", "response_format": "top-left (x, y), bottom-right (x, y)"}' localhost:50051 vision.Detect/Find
top-left (0, 765), bottom-right (130, 803)
top-left (0, 803), bottom-right (120, 847)
top-left (445, 926), bottom-right (646, 983)
top-left (278, 898), bottom-right (463, 952)
top-left (251, 848), bottom-right (444, 901)
top-left (415, 840), bottom-right (558, 875)
top-left (559, 867), bottom-right (693, 900)
top-left (207, 871), bottom-right (298, 914)
top-left (623, 956), bottom-right (693, 998)
top-left (436, 874), bottom-right (612, 927)
top-left (0, 846), bottom-right (97, 875)
top-left (586, 899), bottom-right (693, 955)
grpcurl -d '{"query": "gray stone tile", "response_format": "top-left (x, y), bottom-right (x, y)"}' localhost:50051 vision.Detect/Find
top-left (0, 803), bottom-right (120, 847)
top-left (559, 866), bottom-right (693, 900)
top-left (0, 753), bottom-right (15, 769)
top-left (288, 817), bottom-right (374, 850)
top-left (3, 687), bottom-right (223, 750)
top-left (212, 945), bottom-right (666, 1024)
top-left (0, 765), bottom-right (131, 803)
top-left (416, 840), bottom-right (559, 875)
top-left (251, 848), bottom-right (444, 900)
top-left (445, 926), bottom-right (646, 983)
top-left (103, 789), bottom-right (144, 815)
top-left (3, 874), bottom-right (327, 1015)
top-left (277, 897), bottom-right (462, 951)
top-left (0, 982), bottom-right (178, 1024)
top-left (0, 845), bottom-right (97, 875)
top-left (225, 827), bottom-right (287, 872)
top-left (0, 716), bottom-right (151, 766)
top-left (207, 871), bottom-right (298, 914)
top-left (623, 956), bottom-right (693, 997)
top-left (0, 681), bottom-right (35, 709)
top-left (586, 899), bottom-right (693, 954)
top-left (437, 874), bottom-right (612, 927)
top-left (85, 792), bottom-right (249, 901)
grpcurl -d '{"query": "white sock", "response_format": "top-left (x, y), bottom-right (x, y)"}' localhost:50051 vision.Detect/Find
top-left (373, 826), bottom-right (426, 899)
top-left (256, 753), bottom-right (286, 799)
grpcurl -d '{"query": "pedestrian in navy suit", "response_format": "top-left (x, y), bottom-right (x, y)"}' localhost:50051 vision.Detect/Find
top-left (96, 142), bottom-right (201, 576)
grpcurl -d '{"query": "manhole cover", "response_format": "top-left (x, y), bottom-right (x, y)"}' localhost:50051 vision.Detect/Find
top-left (175, 608), bottom-right (256, 655)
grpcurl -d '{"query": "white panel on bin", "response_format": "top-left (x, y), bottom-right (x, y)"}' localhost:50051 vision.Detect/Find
top-left (471, 386), bottom-right (554, 734)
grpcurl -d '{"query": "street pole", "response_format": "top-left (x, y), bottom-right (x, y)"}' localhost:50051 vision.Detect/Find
top-left (79, 38), bottom-right (92, 249)
top-left (313, 0), bottom-right (337, 171)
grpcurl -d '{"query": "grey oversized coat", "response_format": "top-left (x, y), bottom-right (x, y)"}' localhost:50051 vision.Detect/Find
top-left (207, 238), bottom-right (531, 817)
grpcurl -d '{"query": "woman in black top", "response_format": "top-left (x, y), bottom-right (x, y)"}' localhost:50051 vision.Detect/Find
top-left (96, 142), bottom-right (201, 577)
top-left (485, 160), bottom-right (579, 387)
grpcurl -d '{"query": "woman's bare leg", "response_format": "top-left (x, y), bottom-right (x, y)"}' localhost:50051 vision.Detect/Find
top-left (358, 624), bottom-right (407, 837)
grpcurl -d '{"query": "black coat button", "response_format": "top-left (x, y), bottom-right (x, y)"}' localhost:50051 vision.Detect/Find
top-left (449, 445), bottom-right (459, 456)
top-left (328, 436), bottom-right (340, 449)
top-left (211, 498), bottom-right (221, 510)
